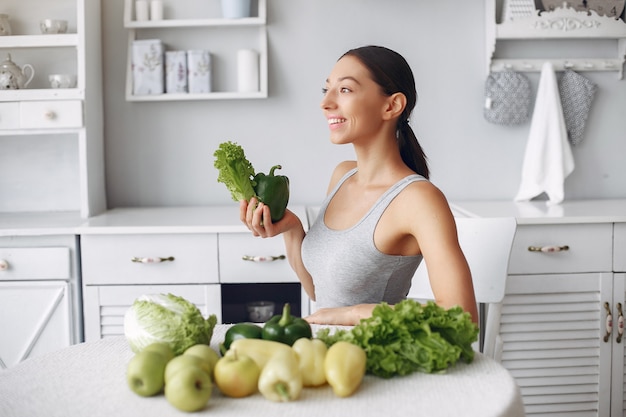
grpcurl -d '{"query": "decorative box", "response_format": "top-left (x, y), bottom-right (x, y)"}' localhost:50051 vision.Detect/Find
top-left (165, 50), bottom-right (187, 93)
top-left (132, 39), bottom-right (164, 95)
top-left (187, 50), bottom-right (211, 94)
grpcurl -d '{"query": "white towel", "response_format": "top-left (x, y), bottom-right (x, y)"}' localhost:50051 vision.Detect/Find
top-left (514, 62), bottom-right (574, 206)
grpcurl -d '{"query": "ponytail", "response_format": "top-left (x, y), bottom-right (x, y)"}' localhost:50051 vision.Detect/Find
top-left (398, 119), bottom-right (429, 179)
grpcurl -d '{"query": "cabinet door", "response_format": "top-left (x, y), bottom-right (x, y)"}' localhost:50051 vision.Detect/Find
top-left (0, 281), bottom-right (72, 368)
top-left (82, 284), bottom-right (221, 342)
top-left (612, 273), bottom-right (626, 417)
top-left (499, 272), bottom-right (612, 416)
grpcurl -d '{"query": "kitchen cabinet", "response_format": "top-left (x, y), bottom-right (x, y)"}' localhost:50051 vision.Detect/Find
top-left (122, 0), bottom-right (267, 101)
top-left (80, 206), bottom-right (309, 341)
top-left (0, 0), bottom-right (105, 219)
top-left (486, 0), bottom-right (626, 78)
top-left (0, 234), bottom-right (82, 368)
top-left (452, 199), bottom-right (626, 417)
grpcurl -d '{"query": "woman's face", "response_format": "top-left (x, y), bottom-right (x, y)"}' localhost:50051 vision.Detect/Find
top-left (320, 55), bottom-right (389, 145)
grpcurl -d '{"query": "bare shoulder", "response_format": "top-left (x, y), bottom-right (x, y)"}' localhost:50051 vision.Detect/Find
top-left (327, 161), bottom-right (357, 194)
top-left (389, 179), bottom-right (456, 236)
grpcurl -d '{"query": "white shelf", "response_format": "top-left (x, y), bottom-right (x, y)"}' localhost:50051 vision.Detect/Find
top-left (0, 34), bottom-right (79, 48)
top-left (123, 0), bottom-right (268, 101)
top-left (486, 0), bottom-right (626, 78)
top-left (0, 88), bottom-right (83, 102)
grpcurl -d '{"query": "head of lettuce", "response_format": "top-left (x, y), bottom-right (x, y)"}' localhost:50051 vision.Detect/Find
top-left (124, 293), bottom-right (218, 356)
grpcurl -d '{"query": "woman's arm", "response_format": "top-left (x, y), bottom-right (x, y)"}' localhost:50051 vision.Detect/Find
top-left (239, 199), bottom-right (315, 300)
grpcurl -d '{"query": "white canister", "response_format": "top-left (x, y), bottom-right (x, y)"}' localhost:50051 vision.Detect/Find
top-left (221, 0), bottom-right (252, 19)
top-left (165, 51), bottom-right (187, 93)
top-left (237, 49), bottom-right (259, 93)
top-left (135, 0), bottom-right (149, 21)
top-left (187, 50), bottom-right (211, 94)
top-left (150, 0), bottom-right (163, 20)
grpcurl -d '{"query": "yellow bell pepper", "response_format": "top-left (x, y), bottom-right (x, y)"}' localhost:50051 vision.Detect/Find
top-left (228, 338), bottom-right (295, 369)
top-left (324, 341), bottom-right (366, 398)
top-left (292, 338), bottom-right (327, 387)
top-left (258, 348), bottom-right (303, 402)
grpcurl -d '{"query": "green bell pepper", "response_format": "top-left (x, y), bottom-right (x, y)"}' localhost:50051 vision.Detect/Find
top-left (253, 165), bottom-right (289, 222)
top-left (262, 303), bottom-right (312, 346)
top-left (219, 322), bottom-right (263, 355)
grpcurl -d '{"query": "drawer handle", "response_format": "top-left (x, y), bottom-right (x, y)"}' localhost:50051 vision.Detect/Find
top-left (242, 254), bottom-right (286, 263)
top-left (604, 302), bottom-right (613, 343)
top-left (527, 245), bottom-right (569, 253)
top-left (0, 259), bottom-right (8, 271)
top-left (45, 111), bottom-right (57, 120)
top-left (131, 256), bottom-right (175, 264)
top-left (617, 303), bottom-right (624, 344)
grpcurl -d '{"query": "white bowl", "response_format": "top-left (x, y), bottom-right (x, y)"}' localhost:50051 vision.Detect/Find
top-left (40, 19), bottom-right (68, 34)
top-left (49, 74), bottom-right (76, 89)
top-left (246, 301), bottom-right (275, 322)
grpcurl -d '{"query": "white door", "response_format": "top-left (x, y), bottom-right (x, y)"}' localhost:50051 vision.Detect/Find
top-left (0, 281), bottom-right (72, 368)
top-left (611, 273), bottom-right (625, 417)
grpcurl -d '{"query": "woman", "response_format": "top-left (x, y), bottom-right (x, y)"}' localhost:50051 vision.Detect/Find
top-left (241, 45), bottom-right (478, 325)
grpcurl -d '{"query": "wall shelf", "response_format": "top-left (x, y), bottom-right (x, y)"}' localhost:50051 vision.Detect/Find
top-left (486, 0), bottom-right (626, 78)
top-left (123, 0), bottom-right (268, 101)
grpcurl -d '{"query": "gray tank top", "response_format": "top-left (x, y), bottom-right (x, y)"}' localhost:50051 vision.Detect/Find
top-left (301, 168), bottom-right (426, 309)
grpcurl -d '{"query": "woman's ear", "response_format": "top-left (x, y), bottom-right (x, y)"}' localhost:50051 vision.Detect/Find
top-left (382, 92), bottom-right (407, 121)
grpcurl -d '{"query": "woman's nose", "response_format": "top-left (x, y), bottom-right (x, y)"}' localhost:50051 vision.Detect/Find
top-left (320, 92), bottom-right (334, 110)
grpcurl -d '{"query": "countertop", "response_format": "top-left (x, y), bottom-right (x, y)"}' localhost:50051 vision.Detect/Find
top-left (451, 199), bottom-right (626, 224)
top-left (0, 325), bottom-right (526, 417)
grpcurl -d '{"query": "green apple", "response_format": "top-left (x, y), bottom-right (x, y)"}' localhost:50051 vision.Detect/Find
top-left (143, 342), bottom-right (175, 362)
top-left (165, 354), bottom-right (211, 383)
top-left (183, 344), bottom-right (219, 377)
top-left (165, 365), bottom-right (212, 412)
top-left (213, 350), bottom-right (260, 398)
top-left (126, 350), bottom-right (168, 397)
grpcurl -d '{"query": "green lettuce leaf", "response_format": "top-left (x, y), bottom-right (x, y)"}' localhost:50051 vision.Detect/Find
top-left (316, 300), bottom-right (478, 378)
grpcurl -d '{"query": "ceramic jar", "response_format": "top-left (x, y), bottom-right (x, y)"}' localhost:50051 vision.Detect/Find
top-left (0, 14), bottom-right (11, 36)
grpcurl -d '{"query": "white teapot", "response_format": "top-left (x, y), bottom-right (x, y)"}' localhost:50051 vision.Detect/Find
top-left (0, 54), bottom-right (35, 90)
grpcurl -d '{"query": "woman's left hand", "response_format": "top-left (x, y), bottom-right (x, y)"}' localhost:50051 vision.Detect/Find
top-left (305, 304), bottom-right (375, 326)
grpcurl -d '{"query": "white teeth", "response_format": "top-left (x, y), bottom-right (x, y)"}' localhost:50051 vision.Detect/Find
top-left (328, 118), bottom-right (346, 125)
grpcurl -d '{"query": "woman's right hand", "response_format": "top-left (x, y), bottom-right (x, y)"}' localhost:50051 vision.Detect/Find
top-left (240, 198), bottom-right (299, 238)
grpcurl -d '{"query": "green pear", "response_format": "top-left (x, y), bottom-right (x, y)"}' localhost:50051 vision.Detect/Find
top-left (183, 344), bottom-right (219, 378)
top-left (126, 350), bottom-right (167, 397)
top-left (143, 342), bottom-right (175, 362)
top-left (165, 354), bottom-right (211, 383)
top-left (165, 365), bottom-right (212, 412)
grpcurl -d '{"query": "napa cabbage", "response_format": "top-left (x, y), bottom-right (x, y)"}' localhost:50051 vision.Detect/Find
top-left (124, 293), bottom-right (217, 355)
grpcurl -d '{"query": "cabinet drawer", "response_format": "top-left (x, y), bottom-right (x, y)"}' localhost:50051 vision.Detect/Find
top-left (19, 100), bottom-right (83, 129)
top-left (508, 223), bottom-right (613, 274)
top-left (0, 247), bottom-right (70, 280)
top-left (615, 223), bottom-right (626, 272)
top-left (0, 102), bottom-right (19, 129)
top-left (219, 233), bottom-right (296, 283)
top-left (81, 234), bottom-right (218, 285)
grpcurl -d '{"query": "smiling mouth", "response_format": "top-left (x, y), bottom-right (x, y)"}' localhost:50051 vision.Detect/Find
top-left (328, 118), bottom-right (346, 125)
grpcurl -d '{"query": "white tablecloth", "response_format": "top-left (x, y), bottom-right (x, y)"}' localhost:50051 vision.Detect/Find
top-left (0, 325), bottom-right (525, 417)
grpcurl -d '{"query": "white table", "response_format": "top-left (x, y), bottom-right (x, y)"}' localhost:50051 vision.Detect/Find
top-left (0, 325), bottom-right (525, 417)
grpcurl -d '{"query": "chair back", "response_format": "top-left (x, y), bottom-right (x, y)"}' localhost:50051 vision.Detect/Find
top-left (407, 217), bottom-right (517, 356)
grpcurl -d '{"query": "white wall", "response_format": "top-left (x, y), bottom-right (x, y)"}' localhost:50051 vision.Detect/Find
top-left (101, 0), bottom-right (626, 209)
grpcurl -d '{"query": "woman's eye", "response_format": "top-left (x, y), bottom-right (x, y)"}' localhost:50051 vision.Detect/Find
top-left (321, 87), bottom-right (328, 94)
top-left (340, 87), bottom-right (351, 93)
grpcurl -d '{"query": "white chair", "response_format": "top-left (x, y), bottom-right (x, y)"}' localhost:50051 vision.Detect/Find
top-left (408, 217), bottom-right (517, 358)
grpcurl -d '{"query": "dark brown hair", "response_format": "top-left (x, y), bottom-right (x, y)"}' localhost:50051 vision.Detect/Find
top-left (342, 45), bottom-right (429, 179)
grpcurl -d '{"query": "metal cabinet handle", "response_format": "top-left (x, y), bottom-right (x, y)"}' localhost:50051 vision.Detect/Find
top-left (0, 259), bottom-right (8, 271)
top-left (45, 111), bottom-right (57, 120)
top-left (617, 303), bottom-right (624, 344)
top-left (242, 255), bottom-right (286, 263)
top-left (528, 245), bottom-right (569, 253)
top-left (131, 256), bottom-right (175, 263)
top-left (604, 302), bottom-right (613, 343)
